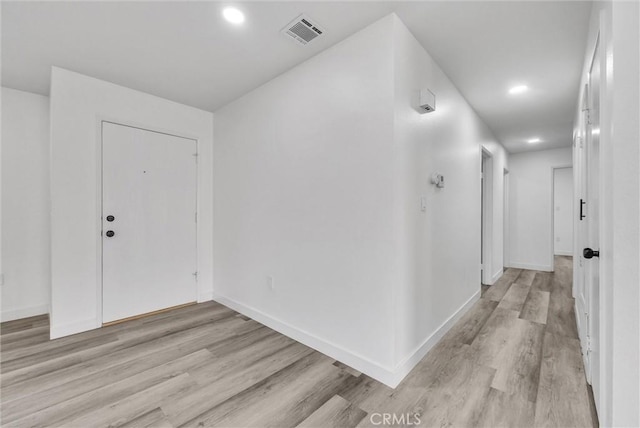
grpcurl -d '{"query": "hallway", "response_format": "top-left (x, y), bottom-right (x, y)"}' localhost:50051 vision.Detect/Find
top-left (0, 257), bottom-right (596, 427)
top-left (345, 255), bottom-right (596, 427)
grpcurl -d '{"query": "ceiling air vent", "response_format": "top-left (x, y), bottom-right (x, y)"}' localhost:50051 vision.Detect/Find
top-left (281, 14), bottom-right (324, 46)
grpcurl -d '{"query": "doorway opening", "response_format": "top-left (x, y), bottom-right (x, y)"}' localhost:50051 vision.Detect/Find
top-left (503, 167), bottom-right (510, 270)
top-left (552, 166), bottom-right (574, 259)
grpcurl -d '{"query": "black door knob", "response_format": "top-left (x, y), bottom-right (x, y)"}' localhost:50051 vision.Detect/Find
top-left (106, 215), bottom-right (115, 222)
top-left (105, 230), bottom-right (115, 238)
top-left (583, 248), bottom-right (599, 259)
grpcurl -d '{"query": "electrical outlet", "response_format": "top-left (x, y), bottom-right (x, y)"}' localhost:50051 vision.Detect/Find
top-left (267, 276), bottom-right (274, 291)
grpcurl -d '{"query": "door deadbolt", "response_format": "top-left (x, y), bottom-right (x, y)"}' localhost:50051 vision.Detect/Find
top-left (106, 215), bottom-right (115, 222)
top-left (105, 230), bottom-right (115, 238)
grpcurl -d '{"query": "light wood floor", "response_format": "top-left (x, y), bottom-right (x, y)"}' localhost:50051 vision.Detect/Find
top-left (1, 256), bottom-right (597, 427)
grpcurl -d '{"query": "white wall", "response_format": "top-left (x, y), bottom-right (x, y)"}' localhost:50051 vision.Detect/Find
top-left (49, 68), bottom-right (214, 338)
top-left (553, 167), bottom-right (574, 256)
top-left (609, 3), bottom-right (640, 425)
top-left (213, 14), bottom-right (508, 387)
top-left (508, 147), bottom-right (572, 271)
top-left (1, 87), bottom-right (51, 321)
top-left (391, 15), bottom-right (507, 376)
top-left (213, 15), bottom-right (397, 381)
top-left (573, 2), bottom-right (640, 425)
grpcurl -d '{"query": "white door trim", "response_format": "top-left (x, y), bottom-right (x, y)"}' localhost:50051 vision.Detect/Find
top-left (481, 147), bottom-right (494, 285)
top-left (95, 117), bottom-right (199, 326)
top-left (503, 167), bottom-right (510, 268)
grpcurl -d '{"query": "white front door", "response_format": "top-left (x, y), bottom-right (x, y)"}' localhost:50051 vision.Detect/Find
top-left (102, 122), bottom-right (198, 323)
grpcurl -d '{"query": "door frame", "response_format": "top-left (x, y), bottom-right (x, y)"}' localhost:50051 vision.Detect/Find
top-left (550, 165), bottom-right (573, 266)
top-left (95, 118), bottom-right (199, 325)
top-left (503, 167), bottom-right (510, 269)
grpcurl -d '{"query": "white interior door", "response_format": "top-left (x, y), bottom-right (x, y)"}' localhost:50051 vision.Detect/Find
top-left (584, 37), bottom-right (601, 402)
top-left (102, 122), bottom-right (197, 323)
top-left (576, 125), bottom-right (589, 365)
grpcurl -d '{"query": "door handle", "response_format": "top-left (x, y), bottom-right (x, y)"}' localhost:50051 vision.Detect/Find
top-left (105, 230), bottom-right (115, 238)
top-left (580, 199), bottom-right (586, 220)
top-left (583, 248), bottom-right (599, 259)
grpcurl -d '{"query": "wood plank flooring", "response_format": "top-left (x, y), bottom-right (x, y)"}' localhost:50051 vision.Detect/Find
top-left (0, 256), bottom-right (597, 427)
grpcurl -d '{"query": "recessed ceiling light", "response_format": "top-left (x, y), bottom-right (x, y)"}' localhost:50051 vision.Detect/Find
top-left (509, 85), bottom-right (529, 95)
top-left (527, 137), bottom-right (541, 144)
top-left (223, 7), bottom-right (245, 24)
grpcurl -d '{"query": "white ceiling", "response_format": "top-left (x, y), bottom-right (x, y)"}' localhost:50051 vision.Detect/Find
top-left (2, 1), bottom-right (592, 153)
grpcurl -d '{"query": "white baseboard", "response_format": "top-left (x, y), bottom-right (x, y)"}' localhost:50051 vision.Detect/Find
top-left (491, 269), bottom-right (504, 284)
top-left (554, 251), bottom-right (573, 257)
top-left (1, 304), bottom-right (49, 323)
top-left (50, 318), bottom-right (99, 339)
top-left (573, 300), bottom-right (589, 372)
top-left (197, 290), bottom-right (214, 303)
top-left (574, 300), bottom-right (583, 338)
top-left (391, 290), bottom-right (480, 385)
top-left (49, 291), bottom-right (213, 339)
top-left (212, 293), bottom-right (398, 386)
top-left (212, 290), bottom-right (480, 388)
top-left (508, 261), bottom-right (553, 272)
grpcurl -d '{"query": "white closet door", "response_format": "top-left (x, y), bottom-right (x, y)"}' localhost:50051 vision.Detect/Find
top-left (102, 122), bottom-right (197, 323)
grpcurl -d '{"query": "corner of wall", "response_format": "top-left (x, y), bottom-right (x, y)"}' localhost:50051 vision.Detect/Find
top-left (390, 290), bottom-right (480, 386)
top-left (388, 14), bottom-right (507, 386)
top-left (0, 305), bottom-right (49, 323)
top-left (213, 12), bottom-right (399, 386)
top-left (50, 317), bottom-right (100, 340)
top-left (1, 87), bottom-right (53, 323)
top-left (212, 293), bottom-right (401, 388)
